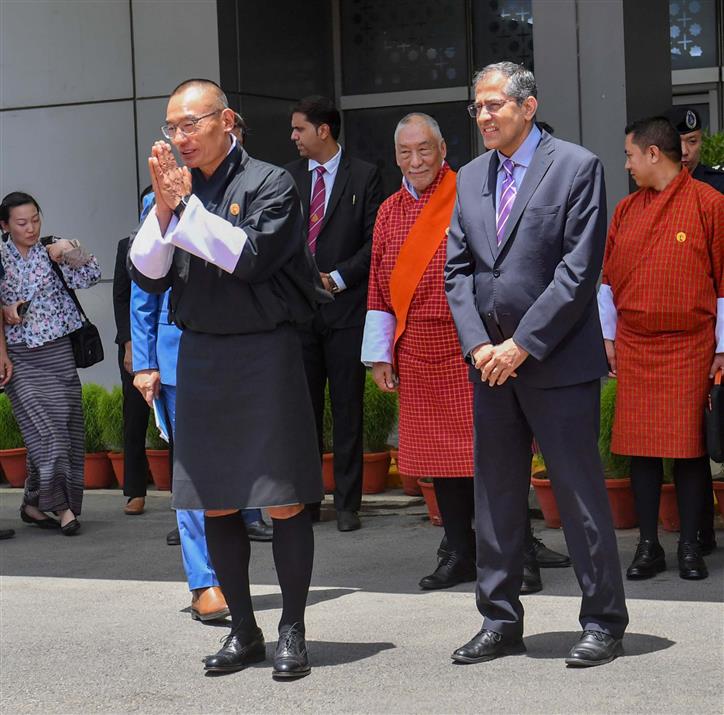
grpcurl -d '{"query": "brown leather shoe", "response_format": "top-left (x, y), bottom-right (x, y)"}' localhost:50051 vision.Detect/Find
top-left (124, 497), bottom-right (145, 516)
top-left (191, 587), bottom-right (230, 622)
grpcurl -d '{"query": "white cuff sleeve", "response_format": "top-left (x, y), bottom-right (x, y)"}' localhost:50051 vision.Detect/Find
top-left (716, 297), bottom-right (724, 353)
top-left (361, 310), bottom-right (396, 366)
top-left (129, 207), bottom-right (178, 279)
top-left (167, 194), bottom-right (248, 274)
top-left (597, 283), bottom-right (617, 341)
top-left (330, 269), bottom-right (347, 291)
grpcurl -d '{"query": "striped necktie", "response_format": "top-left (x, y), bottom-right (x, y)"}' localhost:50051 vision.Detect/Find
top-left (496, 158), bottom-right (516, 245)
top-left (307, 165), bottom-right (326, 254)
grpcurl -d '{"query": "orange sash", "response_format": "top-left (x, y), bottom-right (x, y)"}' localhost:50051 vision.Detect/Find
top-left (389, 169), bottom-right (457, 355)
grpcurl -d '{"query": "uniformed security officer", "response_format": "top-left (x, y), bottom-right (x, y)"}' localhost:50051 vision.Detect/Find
top-left (667, 106), bottom-right (724, 193)
top-left (666, 106), bottom-right (722, 559)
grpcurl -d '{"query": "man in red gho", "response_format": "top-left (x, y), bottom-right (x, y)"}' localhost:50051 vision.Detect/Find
top-left (598, 116), bottom-right (724, 582)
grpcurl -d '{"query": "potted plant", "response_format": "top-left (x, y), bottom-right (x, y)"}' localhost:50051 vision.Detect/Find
top-left (363, 372), bottom-right (398, 494)
top-left (82, 384), bottom-right (113, 488)
top-left (321, 386), bottom-right (334, 494)
top-left (99, 386), bottom-right (124, 487)
top-left (417, 476), bottom-right (443, 526)
top-left (659, 459), bottom-right (679, 531)
top-left (146, 411), bottom-right (171, 491)
top-left (530, 451), bottom-right (561, 528)
top-left (0, 393), bottom-right (26, 487)
top-left (598, 379), bottom-right (636, 529)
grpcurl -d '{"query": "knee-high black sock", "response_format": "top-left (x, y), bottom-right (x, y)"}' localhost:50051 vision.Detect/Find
top-left (204, 511), bottom-right (256, 636)
top-left (674, 456), bottom-right (710, 543)
top-left (433, 477), bottom-right (475, 558)
top-left (272, 509), bottom-right (314, 633)
top-left (630, 457), bottom-right (663, 542)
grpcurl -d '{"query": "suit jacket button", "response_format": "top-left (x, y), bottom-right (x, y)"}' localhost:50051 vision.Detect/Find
top-left (487, 312), bottom-right (493, 318)
top-left (493, 269), bottom-right (500, 278)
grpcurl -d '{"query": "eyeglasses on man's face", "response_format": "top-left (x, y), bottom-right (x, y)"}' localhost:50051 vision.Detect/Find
top-left (466, 99), bottom-right (517, 118)
top-left (161, 110), bottom-right (220, 139)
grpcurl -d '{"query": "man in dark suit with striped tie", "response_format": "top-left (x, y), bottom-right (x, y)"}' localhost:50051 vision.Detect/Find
top-left (286, 96), bottom-right (383, 532)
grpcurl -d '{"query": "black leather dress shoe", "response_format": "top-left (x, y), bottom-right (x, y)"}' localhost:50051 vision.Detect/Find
top-left (20, 506), bottom-right (59, 529)
top-left (0, 528), bottom-right (15, 540)
top-left (245, 520), bottom-right (273, 542)
top-left (419, 551), bottom-right (476, 590)
top-left (60, 519), bottom-right (81, 536)
top-left (451, 628), bottom-right (526, 664)
top-left (678, 541), bottom-right (708, 580)
top-left (531, 536), bottom-right (571, 568)
top-left (698, 529), bottom-right (717, 556)
top-left (273, 623), bottom-right (311, 679)
top-left (626, 539), bottom-right (666, 580)
top-left (337, 510), bottom-right (361, 532)
top-left (166, 528), bottom-right (180, 546)
top-left (520, 556), bottom-right (542, 594)
top-left (565, 630), bottom-right (623, 667)
top-left (204, 627), bottom-right (266, 673)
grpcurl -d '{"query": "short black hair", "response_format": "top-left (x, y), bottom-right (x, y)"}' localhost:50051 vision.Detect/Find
top-left (0, 191), bottom-right (41, 225)
top-left (291, 96), bottom-right (341, 140)
top-left (233, 112), bottom-right (248, 141)
top-left (625, 116), bottom-right (682, 162)
top-left (170, 78), bottom-right (228, 109)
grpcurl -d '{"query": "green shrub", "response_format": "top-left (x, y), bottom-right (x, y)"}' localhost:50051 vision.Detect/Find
top-left (146, 409), bottom-right (169, 450)
top-left (99, 386), bottom-right (124, 452)
top-left (363, 371), bottom-right (398, 453)
top-left (0, 394), bottom-right (23, 450)
top-left (322, 386), bottom-right (333, 453)
top-left (701, 132), bottom-right (724, 168)
top-left (598, 379), bottom-right (631, 478)
top-left (662, 458), bottom-right (675, 484)
top-left (82, 383), bottom-right (108, 453)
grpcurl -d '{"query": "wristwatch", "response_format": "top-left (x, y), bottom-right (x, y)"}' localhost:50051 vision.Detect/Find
top-left (327, 274), bottom-right (340, 294)
top-left (173, 194), bottom-right (191, 219)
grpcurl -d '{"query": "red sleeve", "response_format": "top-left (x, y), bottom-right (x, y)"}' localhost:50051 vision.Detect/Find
top-left (601, 200), bottom-right (625, 286)
top-left (367, 199), bottom-right (392, 312)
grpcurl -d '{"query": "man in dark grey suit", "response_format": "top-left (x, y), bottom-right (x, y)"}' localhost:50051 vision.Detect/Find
top-left (445, 62), bottom-right (628, 667)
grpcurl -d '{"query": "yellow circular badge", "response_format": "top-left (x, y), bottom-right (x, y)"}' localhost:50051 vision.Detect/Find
top-left (230, 203), bottom-right (240, 216)
top-left (676, 231), bottom-right (686, 243)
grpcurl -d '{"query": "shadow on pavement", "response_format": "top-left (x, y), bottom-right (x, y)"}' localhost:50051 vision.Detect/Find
top-left (523, 630), bottom-right (675, 659)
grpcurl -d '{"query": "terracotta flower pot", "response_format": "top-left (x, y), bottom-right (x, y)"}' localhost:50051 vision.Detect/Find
top-left (362, 451), bottom-right (390, 494)
top-left (401, 473), bottom-right (422, 496)
top-left (84, 452), bottom-right (114, 489)
top-left (531, 475), bottom-right (561, 528)
top-left (713, 480), bottom-right (724, 517)
top-left (322, 452), bottom-right (335, 494)
top-left (418, 478), bottom-right (442, 526)
top-left (146, 449), bottom-right (171, 491)
top-left (605, 477), bottom-right (638, 529)
top-left (107, 451), bottom-right (124, 488)
top-left (385, 449), bottom-right (402, 489)
top-left (0, 447), bottom-right (27, 487)
top-left (658, 483), bottom-right (680, 532)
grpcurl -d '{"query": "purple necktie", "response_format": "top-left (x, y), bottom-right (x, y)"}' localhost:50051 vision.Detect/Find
top-left (496, 158), bottom-right (517, 245)
top-left (308, 166), bottom-right (326, 254)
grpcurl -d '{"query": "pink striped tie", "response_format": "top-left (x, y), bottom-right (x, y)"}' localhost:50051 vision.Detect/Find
top-left (307, 166), bottom-right (326, 254)
top-left (496, 158), bottom-right (517, 245)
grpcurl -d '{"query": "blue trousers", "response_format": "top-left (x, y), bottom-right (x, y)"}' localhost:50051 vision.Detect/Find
top-left (160, 385), bottom-right (263, 591)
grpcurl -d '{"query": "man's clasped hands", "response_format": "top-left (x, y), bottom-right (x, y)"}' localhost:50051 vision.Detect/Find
top-left (471, 337), bottom-right (529, 387)
top-left (147, 141), bottom-right (192, 233)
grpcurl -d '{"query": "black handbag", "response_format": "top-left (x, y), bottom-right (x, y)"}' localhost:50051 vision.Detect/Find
top-left (705, 370), bottom-right (724, 463)
top-left (45, 247), bottom-right (104, 369)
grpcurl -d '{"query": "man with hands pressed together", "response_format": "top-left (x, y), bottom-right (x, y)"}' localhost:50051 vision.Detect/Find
top-left (129, 79), bottom-right (324, 679)
top-left (445, 62), bottom-right (628, 667)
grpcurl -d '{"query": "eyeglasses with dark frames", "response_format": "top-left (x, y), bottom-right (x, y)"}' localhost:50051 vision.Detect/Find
top-left (161, 110), bottom-right (221, 139)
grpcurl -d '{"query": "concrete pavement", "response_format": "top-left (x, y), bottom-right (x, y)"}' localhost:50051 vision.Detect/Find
top-left (0, 488), bottom-right (722, 714)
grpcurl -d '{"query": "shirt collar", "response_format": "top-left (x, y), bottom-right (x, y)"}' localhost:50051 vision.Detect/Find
top-left (402, 175), bottom-right (419, 200)
top-left (497, 123), bottom-right (541, 172)
top-left (227, 134), bottom-right (237, 156)
top-left (309, 144), bottom-right (342, 175)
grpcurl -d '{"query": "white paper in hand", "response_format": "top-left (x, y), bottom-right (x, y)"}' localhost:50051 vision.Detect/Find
top-left (152, 398), bottom-right (171, 443)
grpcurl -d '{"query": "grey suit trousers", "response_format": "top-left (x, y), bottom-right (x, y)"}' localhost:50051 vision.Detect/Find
top-left (472, 378), bottom-right (629, 639)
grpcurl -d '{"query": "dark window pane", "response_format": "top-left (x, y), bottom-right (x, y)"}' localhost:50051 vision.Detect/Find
top-left (669, 0), bottom-right (718, 69)
top-left (344, 102), bottom-right (473, 197)
top-left (472, 0), bottom-right (534, 72)
top-left (226, 0), bottom-right (333, 99)
top-left (340, 0), bottom-right (469, 95)
top-left (235, 94), bottom-right (299, 168)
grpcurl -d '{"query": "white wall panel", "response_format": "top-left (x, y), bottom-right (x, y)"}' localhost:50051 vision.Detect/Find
top-left (134, 97), bottom-right (168, 188)
top-left (0, 102), bottom-right (139, 280)
top-left (132, 0), bottom-right (219, 99)
top-left (0, 0), bottom-right (133, 109)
